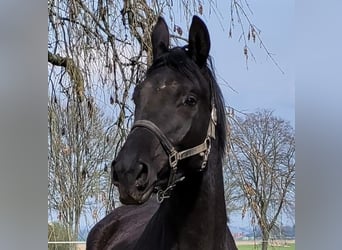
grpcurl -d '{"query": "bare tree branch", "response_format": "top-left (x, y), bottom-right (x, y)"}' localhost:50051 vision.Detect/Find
top-left (48, 51), bottom-right (84, 102)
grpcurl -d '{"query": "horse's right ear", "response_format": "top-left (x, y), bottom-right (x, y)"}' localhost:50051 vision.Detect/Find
top-left (188, 16), bottom-right (210, 68)
top-left (152, 17), bottom-right (170, 62)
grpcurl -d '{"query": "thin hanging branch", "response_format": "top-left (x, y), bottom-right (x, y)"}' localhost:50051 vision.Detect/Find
top-left (48, 51), bottom-right (85, 102)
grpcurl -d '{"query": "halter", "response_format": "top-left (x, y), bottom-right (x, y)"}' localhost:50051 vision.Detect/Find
top-left (131, 104), bottom-right (217, 203)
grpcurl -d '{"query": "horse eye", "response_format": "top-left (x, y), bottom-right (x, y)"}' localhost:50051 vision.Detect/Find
top-left (184, 96), bottom-right (197, 106)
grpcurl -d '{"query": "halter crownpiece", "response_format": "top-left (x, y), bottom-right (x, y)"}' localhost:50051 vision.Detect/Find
top-left (131, 103), bottom-right (217, 203)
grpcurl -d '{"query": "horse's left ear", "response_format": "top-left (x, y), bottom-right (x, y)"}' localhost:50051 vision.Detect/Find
top-left (152, 17), bottom-right (170, 62)
top-left (188, 16), bottom-right (211, 68)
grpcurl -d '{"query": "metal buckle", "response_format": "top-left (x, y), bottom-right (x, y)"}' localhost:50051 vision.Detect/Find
top-left (200, 137), bottom-right (211, 170)
top-left (169, 150), bottom-right (178, 169)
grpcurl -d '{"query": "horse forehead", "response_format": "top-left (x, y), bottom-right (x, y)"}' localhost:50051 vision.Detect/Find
top-left (141, 75), bottom-right (184, 93)
top-left (137, 81), bottom-right (178, 108)
top-left (149, 68), bottom-right (183, 83)
top-left (146, 67), bottom-right (202, 92)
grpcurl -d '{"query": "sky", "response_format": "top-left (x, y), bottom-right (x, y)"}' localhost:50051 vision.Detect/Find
top-left (196, 0), bottom-right (295, 127)
top-left (194, 0), bottom-right (295, 227)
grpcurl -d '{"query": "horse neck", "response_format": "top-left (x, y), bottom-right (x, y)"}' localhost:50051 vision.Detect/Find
top-left (161, 143), bottom-right (229, 249)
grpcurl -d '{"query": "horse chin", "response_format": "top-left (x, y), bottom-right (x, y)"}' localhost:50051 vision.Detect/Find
top-left (119, 184), bottom-right (155, 205)
top-left (138, 185), bottom-right (155, 204)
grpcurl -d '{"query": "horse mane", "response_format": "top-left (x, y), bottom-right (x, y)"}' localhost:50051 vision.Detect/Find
top-left (146, 47), bottom-right (227, 161)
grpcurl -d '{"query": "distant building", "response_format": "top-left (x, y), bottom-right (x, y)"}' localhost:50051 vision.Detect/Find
top-left (232, 232), bottom-right (245, 240)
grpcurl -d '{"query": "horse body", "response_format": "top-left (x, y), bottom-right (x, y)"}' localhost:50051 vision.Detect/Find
top-left (87, 15), bottom-right (237, 250)
top-left (87, 199), bottom-right (159, 249)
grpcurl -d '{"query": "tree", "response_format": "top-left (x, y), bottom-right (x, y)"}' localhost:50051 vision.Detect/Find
top-left (48, 96), bottom-right (119, 239)
top-left (223, 156), bottom-right (243, 217)
top-left (48, 0), bottom-right (275, 238)
top-left (226, 110), bottom-right (295, 250)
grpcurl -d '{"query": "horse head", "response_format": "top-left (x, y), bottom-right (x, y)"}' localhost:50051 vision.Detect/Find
top-left (111, 16), bottom-right (218, 204)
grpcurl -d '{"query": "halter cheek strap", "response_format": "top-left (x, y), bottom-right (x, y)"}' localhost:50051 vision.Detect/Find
top-left (131, 105), bottom-right (217, 203)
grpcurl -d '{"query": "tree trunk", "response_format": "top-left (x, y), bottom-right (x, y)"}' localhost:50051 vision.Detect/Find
top-left (261, 229), bottom-right (269, 250)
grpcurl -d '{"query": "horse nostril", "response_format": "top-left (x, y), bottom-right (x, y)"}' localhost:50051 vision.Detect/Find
top-left (135, 162), bottom-right (148, 191)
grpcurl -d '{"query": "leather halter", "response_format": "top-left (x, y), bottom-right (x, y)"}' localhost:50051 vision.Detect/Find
top-left (131, 104), bottom-right (217, 203)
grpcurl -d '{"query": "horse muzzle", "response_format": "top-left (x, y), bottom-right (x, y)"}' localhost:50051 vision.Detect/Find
top-left (112, 160), bottom-right (157, 205)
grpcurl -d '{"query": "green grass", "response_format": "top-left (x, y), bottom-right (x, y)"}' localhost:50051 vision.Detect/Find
top-left (237, 244), bottom-right (295, 250)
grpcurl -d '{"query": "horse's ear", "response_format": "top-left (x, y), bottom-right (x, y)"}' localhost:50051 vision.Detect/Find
top-left (152, 17), bottom-right (170, 62)
top-left (188, 16), bottom-right (210, 67)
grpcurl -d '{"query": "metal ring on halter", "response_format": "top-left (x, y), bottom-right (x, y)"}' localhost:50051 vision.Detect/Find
top-left (156, 175), bottom-right (186, 203)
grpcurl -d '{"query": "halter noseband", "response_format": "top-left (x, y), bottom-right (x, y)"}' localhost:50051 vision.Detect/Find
top-left (131, 104), bottom-right (217, 203)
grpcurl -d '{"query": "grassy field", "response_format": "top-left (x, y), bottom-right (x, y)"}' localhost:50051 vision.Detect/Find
top-left (236, 243), bottom-right (295, 250)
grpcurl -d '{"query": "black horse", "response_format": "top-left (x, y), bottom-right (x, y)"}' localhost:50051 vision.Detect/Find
top-left (87, 16), bottom-right (237, 250)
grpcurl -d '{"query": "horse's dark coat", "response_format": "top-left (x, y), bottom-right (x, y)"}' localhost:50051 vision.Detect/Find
top-left (87, 16), bottom-right (237, 250)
